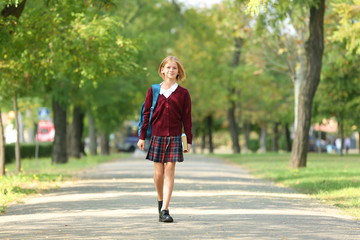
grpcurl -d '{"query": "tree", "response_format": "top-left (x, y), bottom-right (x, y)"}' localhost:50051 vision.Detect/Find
top-left (173, 5), bottom-right (229, 153)
top-left (177, 0), bottom-right (253, 153)
top-left (330, 0), bottom-right (360, 153)
top-left (220, 0), bottom-right (253, 153)
top-left (15, 0), bottom-right (141, 162)
top-left (173, 1), bottom-right (293, 154)
top-left (249, 15), bottom-right (298, 152)
top-left (247, 0), bottom-right (325, 168)
top-left (314, 39), bottom-right (360, 155)
top-left (290, 0), bottom-right (325, 167)
top-left (253, 4), bottom-right (308, 132)
top-left (66, 9), bottom-right (141, 156)
top-left (1, 0), bottom-right (29, 173)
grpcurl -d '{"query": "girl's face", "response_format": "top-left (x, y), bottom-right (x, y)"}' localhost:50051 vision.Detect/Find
top-left (161, 61), bottom-right (178, 81)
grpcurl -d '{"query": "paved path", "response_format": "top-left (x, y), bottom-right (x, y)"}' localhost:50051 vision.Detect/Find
top-left (1, 154), bottom-right (360, 239)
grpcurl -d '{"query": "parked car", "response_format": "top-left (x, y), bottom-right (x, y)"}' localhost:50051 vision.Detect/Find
top-left (117, 135), bottom-right (138, 152)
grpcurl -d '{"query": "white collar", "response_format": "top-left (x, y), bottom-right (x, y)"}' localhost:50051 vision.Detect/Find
top-left (160, 82), bottom-right (178, 97)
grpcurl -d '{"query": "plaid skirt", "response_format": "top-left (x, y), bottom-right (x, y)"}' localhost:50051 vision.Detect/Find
top-left (146, 135), bottom-right (184, 163)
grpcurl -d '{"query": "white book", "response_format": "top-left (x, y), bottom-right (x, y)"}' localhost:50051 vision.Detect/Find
top-left (181, 133), bottom-right (188, 152)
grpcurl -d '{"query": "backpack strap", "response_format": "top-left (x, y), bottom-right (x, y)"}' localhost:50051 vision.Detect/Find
top-left (148, 84), bottom-right (161, 128)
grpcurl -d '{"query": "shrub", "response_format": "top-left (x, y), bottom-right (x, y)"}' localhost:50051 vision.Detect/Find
top-left (5, 143), bottom-right (52, 164)
top-left (248, 139), bottom-right (260, 152)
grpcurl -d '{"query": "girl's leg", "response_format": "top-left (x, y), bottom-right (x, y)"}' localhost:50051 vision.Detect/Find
top-left (153, 162), bottom-right (165, 201)
top-left (162, 162), bottom-right (176, 210)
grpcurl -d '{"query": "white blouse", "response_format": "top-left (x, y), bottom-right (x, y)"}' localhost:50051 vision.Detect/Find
top-left (160, 83), bottom-right (178, 98)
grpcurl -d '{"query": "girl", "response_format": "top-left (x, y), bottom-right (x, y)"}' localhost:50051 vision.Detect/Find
top-left (137, 56), bottom-right (192, 223)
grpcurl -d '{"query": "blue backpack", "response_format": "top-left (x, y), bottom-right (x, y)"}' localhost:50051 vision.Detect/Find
top-left (138, 84), bottom-right (161, 140)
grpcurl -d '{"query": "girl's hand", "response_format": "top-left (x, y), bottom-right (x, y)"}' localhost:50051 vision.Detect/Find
top-left (137, 139), bottom-right (145, 151)
top-left (184, 144), bottom-right (191, 153)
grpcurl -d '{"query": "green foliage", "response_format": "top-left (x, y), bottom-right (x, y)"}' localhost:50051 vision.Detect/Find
top-left (175, 6), bottom-right (229, 122)
top-left (119, 0), bottom-right (185, 103)
top-left (248, 139), bottom-right (260, 152)
top-left (314, 38), bottom-right (360, 131)
top-left (245, 0), bottom-right (269, 16)
top-left (278, 134), bottom-right (291, 150)
top-left (245, 0), bottom-right (322, 16)
top-left (330, 0), bottom-right (360, 55)
top-left (0, 0), bottom-right (21, 7)
top-left (1, 0), bottom-right (143, 135)
top-left (5, 143), bottom-right (52, 164)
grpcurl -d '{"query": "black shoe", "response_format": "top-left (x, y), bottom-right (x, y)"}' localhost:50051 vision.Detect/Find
top-left (159, 210), bottom-right (173, 222)
top-left (158, 201), bottom-right (163, 214)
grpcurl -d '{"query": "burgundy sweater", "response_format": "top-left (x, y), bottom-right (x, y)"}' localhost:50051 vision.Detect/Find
top-left (139, 85), bottom-right (193, 144)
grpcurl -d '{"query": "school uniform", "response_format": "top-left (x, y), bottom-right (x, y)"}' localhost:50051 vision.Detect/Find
top-left (139, 83), bottom-right (192, 163)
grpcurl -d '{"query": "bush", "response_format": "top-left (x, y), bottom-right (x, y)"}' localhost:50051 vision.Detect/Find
top-left (248, 139), bottom-right (260, 152)
top-left (5, 143), bottom-right (52, 164)
top-left (248, 136), bottom-right (290, 152)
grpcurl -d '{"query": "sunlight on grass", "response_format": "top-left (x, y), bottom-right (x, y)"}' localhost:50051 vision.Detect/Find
top-left (218, 153), bottom-right (360, 219)
top-left (0, 153), bottom-right (129, 214)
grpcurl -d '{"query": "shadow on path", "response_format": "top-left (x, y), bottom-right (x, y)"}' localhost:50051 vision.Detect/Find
top-left (1, 154), bottom-right (359, 239)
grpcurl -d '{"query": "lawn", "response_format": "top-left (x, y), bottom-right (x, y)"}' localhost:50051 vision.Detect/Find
top-left (217, 153), bottom-right (360, 219)
top-left (0, 153), bottom-right (129, 214)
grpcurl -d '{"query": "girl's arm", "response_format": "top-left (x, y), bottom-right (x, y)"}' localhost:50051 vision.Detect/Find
top-left (137, 88), bottom-right (153, 150)
top-left (182, 89), bottom-right (193, 149)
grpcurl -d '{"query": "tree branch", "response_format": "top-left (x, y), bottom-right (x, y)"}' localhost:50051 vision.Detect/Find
top-left (125, 0), bottom-right (144, 26)
top-left (1, 0), bottom-right (27, 18)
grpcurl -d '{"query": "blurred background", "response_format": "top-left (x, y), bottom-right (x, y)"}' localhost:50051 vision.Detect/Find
top-left (1, 0), bottom-right (359, 167)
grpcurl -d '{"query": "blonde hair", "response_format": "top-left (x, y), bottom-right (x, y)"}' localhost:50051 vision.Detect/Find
top-left (158, 56), bottom-right (186, 82)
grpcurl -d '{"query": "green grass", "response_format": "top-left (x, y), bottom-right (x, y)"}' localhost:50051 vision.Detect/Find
top-left (217, 153), bottom-right (360, 219)
top-left (0, 153), bottom-right (129, 214)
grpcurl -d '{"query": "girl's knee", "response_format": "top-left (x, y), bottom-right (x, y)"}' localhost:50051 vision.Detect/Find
top-left (165, 162), bottom-right (176, 170)
top-left (154, 171), bottom-right (164, 181)
top-left (165, 168), bottom-right (175, 179)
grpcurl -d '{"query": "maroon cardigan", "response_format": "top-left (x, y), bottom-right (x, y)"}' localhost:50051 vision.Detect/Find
top-left (139, 85), bottom-right (192, 144)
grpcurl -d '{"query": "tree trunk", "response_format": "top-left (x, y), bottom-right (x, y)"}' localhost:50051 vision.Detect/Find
top-left (228, 105), bottom-right (240, 153)
top-left (69, 106), bottom-right (82, 158)
top-left (66, 122), bottom-right (72, 156)
top-left (207, 115), bottom-right (214, 153)
top-left (14, 94), bottom-right (21, 173)
top-left (243, 121), bottom-right (250, 153)
top-left (201, 134), bottom-right (206, 153)
top-left (272, 122), bottom-right (279, 152)
top-left (100, 132), bottom-right (109, 155)
top-left (227, 37), bottom-right (243, 154)
top-left (294, 49), bottom-right (306, 131)
top-left (52, 98), bottom-right (68, 164)
top-left (88, 112), bottom-right (97, 155)
top-left (290, 0), bottom-right (325, 168)
top-left (233, 37), bottom-right (243, 67)
top-left (259, 124), bottom-right (267, 153)
top-left (285, 123), bottom-right (292, 152)
top-left (79, 111), bottom-right (85, 156)
top-left (294, 78), bottom-right (301, 131)
top-left (0, 108), bottom-right (5, 175)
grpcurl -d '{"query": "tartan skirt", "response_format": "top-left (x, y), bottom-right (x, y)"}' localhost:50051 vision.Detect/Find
top-left (146, 135), bottom-right (184, 163)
